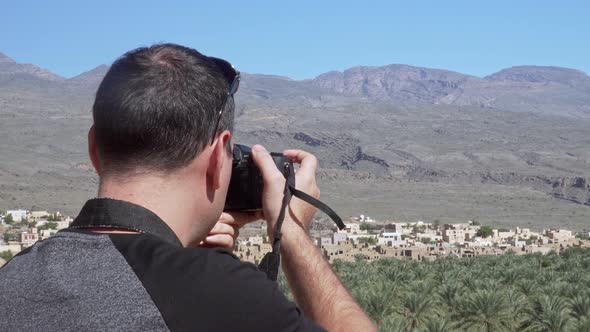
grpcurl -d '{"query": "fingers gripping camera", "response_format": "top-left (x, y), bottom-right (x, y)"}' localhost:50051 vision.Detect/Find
top-left (224, 144), bottom-right (291, 211)
top-left (224, 144), bottom-right (345, 230)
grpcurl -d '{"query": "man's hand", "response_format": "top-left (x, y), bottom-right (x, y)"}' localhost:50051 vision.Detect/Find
top-left (251, 145), bottom-right (319, 238)
top-left (251, 145), bottom-right (377, 331)
top-left (198, 211), bottom-right (261, 251)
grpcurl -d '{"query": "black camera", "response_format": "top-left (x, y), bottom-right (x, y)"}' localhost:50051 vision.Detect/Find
top-left (224, 144), bottom-right (292, 211)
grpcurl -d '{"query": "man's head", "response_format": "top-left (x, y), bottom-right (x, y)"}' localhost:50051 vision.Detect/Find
top-left (91, 43), bottom-right (235, 175)
top-left (88, 44), bottom-right (238, 243)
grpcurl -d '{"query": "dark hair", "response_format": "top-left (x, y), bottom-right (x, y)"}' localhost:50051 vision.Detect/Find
top-left (92, 43), bottom-right (234, 175)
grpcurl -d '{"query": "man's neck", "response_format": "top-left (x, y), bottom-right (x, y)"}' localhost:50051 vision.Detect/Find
top-left (97, 173), bottom-right (212, 247)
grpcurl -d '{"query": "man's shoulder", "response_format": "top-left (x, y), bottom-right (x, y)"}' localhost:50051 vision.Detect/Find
top-left (109, 232), bottom-right (278, 306)
top-left (109, 232), bottom-right (258, 279)
top-left (109, 233), bottom-right (323, 331)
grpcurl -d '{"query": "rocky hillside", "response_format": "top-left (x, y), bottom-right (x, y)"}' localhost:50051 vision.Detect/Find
top-left (1, 51), bottom-right (589, 228)
top-left (311, 65), bottom-right (475, 103)
top-left (309, 63), bottom-right (590, 118)
top-left (485, 65), bottom-right (590, 88)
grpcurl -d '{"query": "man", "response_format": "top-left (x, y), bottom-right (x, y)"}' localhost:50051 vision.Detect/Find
top-left (0, 44), bottom-right (376, 331)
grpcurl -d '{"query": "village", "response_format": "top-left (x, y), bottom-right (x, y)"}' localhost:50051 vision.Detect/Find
top-left (234, 214), bottom-right (590, 264)
top-left (2, 208), bottom-right (590, 267)
top-left (0, 209), bottom-right (73, 265)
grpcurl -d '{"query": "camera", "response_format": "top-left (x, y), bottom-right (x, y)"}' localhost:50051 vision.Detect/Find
top-left (224, 144), bottom-right (292, 211)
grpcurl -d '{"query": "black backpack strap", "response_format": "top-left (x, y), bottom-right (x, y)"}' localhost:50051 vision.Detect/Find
top-left (259, 164), bottom-right (345, 281)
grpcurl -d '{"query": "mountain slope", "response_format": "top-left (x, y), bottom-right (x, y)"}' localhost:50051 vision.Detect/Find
top-left (1, 51), bottom-right (589, 228)
top-left (66, 65), bottom-right (110, 94)
top-left (0, 52), bottom-right (64, 83)
top-left (485, 65), bottom-right (590, 89)
top-left (311, 64), bottom-right (477, 103)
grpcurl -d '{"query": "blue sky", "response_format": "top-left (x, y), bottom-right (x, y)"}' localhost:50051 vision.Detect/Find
top-left (1, 0), bottom-right (589, 79)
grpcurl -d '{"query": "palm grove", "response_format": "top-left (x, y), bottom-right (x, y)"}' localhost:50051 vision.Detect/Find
top-left (279, 248), bottom-right (590, 331)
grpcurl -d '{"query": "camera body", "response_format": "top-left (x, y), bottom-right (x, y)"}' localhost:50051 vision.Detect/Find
top-left (224, 144), bottom-right (292, 211)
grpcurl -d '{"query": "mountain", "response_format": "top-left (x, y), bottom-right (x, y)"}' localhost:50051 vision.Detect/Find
top-left (68, 65), bottom-right (109, 85)
top-left (66, 65), bottom-right (110, 93)
top-left (310, 64), bottom-right (590, 117)
top-left (485, 65), bottom-right (590, 88)
top-left (0, 52), bottom-right (16, 64)
top-left (1, 51), bottom-right (589, 230)
top-left (0, 52), bottom-right (64, 83)
top-left (311, 64), bottom-right (477, 103)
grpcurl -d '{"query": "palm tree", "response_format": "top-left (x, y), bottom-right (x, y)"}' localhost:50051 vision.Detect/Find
top-left (462, 274), bottom-right (478, 292)
top-left (379, 314), bottom-right (408, 332)
top-left (505, 288), bottom-right (528, 330)
top-left (419, 318), bottom-right (453, 332)
top-left (501, 268), bottom-right (520, 286)
top-left (516, 279), bottom-right (538, 297)
top-left (434, 269), bottom-right (459, 286)
top-left (537, 270), bottom-right (558, 287)
top-left (521, 295), bottom-right (570, 332)
top-left (400, 291), bottom-right (433, 331)
top-left (564, 270), bottom-right (584, 284)
top-left (355, 280), bottom-right (399, 325)
top-left (573, 317), bottom-right (590, 332)
top-left (569, 293), bottom-right (590, 321)
top-left (457, 289), bottom-right (511, 332)
top-left (412, 264), bottom-right (430, 280)
top-left (437, 282), bottom-right (464, 316)
top-left (381, 263), bottom-right (412, 284)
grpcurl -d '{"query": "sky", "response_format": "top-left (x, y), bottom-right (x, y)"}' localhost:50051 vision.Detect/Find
top-left (1, 0), bottom-right (589, 80)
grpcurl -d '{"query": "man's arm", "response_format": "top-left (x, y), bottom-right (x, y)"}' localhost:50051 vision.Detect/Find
top-left (252, 145), bottom-right (377, 331)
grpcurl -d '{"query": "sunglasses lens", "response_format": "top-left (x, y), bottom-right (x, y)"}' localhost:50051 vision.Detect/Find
top-left (229, 74), bottom-right (240, 96)
top-left (210, 57), bottom-right (237, 85)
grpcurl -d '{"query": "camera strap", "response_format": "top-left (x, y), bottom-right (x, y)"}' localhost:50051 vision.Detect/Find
top-left (258, 163), bottom-right (346, 281)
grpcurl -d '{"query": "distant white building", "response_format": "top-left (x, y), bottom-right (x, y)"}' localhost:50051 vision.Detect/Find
top-left (40, 229), bottom-right (58, 240)
top-left (29, 211), bottom-right (50, 220)
top-left (470, 237), bottom-right (493, 247)
top-left (416, 233), bottom-right (442, 242)
top-left (246, 236), bottom-right (264, 245)
top-left (359, 215), bottom-right (375, 223)
top-left (495, 230), bottom-right (515, 240)
top-left (378, 232), bottom-right (405, 247)
top-left (333, 232), bottom-right (348, 245)
top-left (319, 237), bottom-right (332, 246)
top-left (511, 239), bottom-right (527, 247)
top-left (546, 229), bottom-right (575, 244)
top-left (55, 220), bottom-right (71, 230)
top-left (20, 228), bottom-right (39, 248)
top-left (339, 223), bottom-right (367, 235)
top-left (442, 223), bottom-right (479, 243)
top-left (6, 210), bottom-right (28, 222)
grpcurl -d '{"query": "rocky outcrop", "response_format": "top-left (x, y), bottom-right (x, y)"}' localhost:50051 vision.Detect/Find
top-left (485, 66), bottom-right (590, 89)
top-left (341, 146), bottom-right (389, 169)
top-left (312, 64), bottom-right (475, 103)
top-left (403, 169), bottom-right (590, 207)
top-left (549, 176), bottom-right (590, 205)
top-left (293, 132), bottom-right (323, 147)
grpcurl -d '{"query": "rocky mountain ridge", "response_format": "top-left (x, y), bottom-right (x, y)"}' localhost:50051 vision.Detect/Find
top-left (1, 51), bottom-right (589, 228)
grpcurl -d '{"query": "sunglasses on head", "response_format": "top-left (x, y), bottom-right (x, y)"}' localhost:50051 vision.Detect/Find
top-left (208, 57), bottom-right (241, 144)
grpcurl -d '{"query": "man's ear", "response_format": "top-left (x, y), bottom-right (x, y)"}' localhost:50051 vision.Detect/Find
top-left (88, 125), bottom-right (101, 175)
top-left (207, 130), bottom-right (232, 190)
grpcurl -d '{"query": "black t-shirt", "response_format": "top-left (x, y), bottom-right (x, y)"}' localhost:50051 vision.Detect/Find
top-left (0, 198), bottom-right (324, 331)
top-left (108, 231), bottom-right (323, 331)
